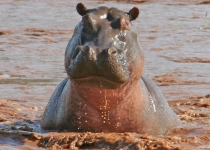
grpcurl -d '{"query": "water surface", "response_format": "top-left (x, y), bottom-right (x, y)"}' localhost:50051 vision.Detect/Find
top-left (0, 0), bottom-right (210, 149)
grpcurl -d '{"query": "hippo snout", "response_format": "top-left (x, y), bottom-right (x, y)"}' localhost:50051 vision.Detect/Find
top-left (72, 45), bottom-right (97, 61)
top-left (67, 45), bottom-right (130, 88)
top-left (73, 45), bottom-right (117, 60)
top-left (107, 48), bottom-right (117, 55)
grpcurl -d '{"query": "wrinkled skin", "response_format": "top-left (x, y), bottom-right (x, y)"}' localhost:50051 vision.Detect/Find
top-left (41, 3), bottom-right (181, 135)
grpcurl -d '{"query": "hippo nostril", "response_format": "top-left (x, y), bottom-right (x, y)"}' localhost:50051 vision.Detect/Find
top-left (108, 48), bottom-right (117, 55)
top-left (84, 46), bottom-right (91, 53)
top-left (83, 46), bottom-right (96, 60)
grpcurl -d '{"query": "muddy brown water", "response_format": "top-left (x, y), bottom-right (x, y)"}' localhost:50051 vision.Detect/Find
top-left (0, 0), bottom-right (210, 149)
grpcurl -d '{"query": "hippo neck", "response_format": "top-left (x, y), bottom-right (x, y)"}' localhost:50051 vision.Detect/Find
top-left (71, 80), bottom-right (141, 111)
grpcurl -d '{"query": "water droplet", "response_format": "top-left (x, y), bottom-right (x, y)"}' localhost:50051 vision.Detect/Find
top-left (116, 122), bottom-right (120, 127)
top-left (103, 121), bottom-right (106, 123)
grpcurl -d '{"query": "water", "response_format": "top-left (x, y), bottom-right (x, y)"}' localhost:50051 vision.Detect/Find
top-left (0, 0), bottom-right (210, 149)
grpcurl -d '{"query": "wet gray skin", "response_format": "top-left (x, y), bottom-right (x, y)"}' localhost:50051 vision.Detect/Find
top-left (41, 3), bottom-right (181, 135)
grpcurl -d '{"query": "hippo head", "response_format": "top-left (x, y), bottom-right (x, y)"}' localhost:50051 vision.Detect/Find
top-left (65, 3), bottom-right (144, 89)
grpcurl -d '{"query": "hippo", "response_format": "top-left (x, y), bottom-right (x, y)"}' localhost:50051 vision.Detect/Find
top-left (41, 3), bottom-right (181, 135)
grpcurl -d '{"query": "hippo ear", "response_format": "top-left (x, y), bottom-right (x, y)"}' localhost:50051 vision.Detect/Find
top-left (76, 3), bottom-right (87, 16)
top-left (128, 7), bottom-right (139, 21)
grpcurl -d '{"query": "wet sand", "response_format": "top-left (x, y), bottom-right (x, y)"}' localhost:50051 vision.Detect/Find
top-left (0, 0), bottom-right (210, 149)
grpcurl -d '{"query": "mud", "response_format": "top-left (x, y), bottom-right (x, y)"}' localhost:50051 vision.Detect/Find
top-left (0, 0), bottom-right (210, 149)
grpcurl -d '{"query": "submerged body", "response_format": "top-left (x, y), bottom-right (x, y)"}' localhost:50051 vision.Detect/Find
top-left (42, 3), bottom-right (181, 135)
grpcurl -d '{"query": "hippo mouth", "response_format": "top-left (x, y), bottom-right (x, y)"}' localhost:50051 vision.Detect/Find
top-left (71, 76), bottom-right (124, 89)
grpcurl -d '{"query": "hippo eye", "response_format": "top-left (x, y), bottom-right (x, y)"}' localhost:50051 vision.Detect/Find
top-left (110, 18), bottom-right (120, 29)
top-left (107, 8), bottom-right (124, 21)
top-left (110, 17), bottom-right (130, 30)
top-left (107, 12), bottom-right (115, 21)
